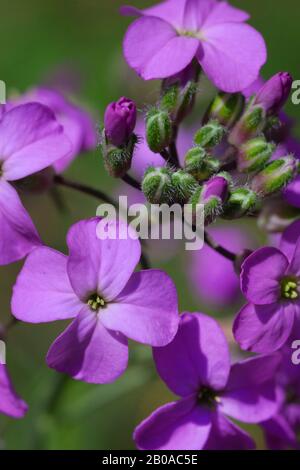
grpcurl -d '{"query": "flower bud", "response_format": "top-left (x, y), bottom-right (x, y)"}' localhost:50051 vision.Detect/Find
top-left (184, 147), bottom-right (220, 182)
top-left (251, 156), bottom-right (298, 197)
top-left (189, 175), bottom-right (229, 224)
top-left (254, 72), bottom-right (293, 116)
top-left (229, 104), bottom-right (266, 147)
top-left (146, 108), bottom-right (173, 153)
top-left (160, 85), bottom-right (180, 114)
top-left (237, 137), bottom-right (275, 173)
top-left (171, 170), bottom-right (198, 204)
top-left (223, 188), bottom-right (258, 219)
top-left (204, 92), bottom-right (245, 128)
top-left (104, 97), bottom-right (136, 147)
top-left (103, 134), bottom-right (137, 178)
top-left (194, 120), bottom-right (226, 149)
top-left (142, 167), bottom-right (175, 204)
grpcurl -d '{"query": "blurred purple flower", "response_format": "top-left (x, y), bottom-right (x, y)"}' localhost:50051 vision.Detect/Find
top-left (122, 0), bottom-right (266, 92)
top-left (0, 364), bottom-right (28, 419)
top-left (12, 218), bottom-right (179, 384)
top-left (188, 226), bottom-right (254, 308)
top-left (9, 87), bottom-right (97, 173)
top-left (134, 312), bottom-right (280, 450)
top-left (104, 96), bottom-right (137, 146)
top-left (0, 103), bottom-right (71, 265)
top-left (234, 220), bottom-right (300, 353)
top-left (253, 72), bottom-right (293, 116)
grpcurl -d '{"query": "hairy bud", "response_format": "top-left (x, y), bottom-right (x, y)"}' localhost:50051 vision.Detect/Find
top-left (229, 103), bottom-right (266, 147)
top-left (189, 175), bottom-right (229, 224)
top-left (204, 92), bottom-right (245, 128)
top-left (223, 188), bottom-right (258, 219)
top-left (171, 170), bottom-right (198, 204)
top-left (194, 120), bottom-right (226, 149)
top-left (142, 166), bottom-right (175, 204)
top-left (184, 147), bottom-right (220, 182)
top-left (103, 134), bottom-right (137, 178)
top-left (251, 156), bottom-right (298, 197)
top-left (237, 137), bottom-right (275, 173)
top-left (104, 96), bottom-right (136, 147)
top-left (146, 108), bottom-right (173, 153)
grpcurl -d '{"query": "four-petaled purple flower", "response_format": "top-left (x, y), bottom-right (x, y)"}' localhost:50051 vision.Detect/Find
top-left (122, 0), bottom-right (267, 92)
top-left (0, 364), bottom-right (28, 419)
top-left (134, 313), bottom-right (279, 450)
top-left (0, 103), bottom-right (71, 265)
top-left (11, 218), bottom-right (179, 384)
top-left (234, 219), bottom-right (300, 353)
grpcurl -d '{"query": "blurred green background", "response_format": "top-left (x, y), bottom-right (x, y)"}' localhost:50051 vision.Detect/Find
top-left (0, 0), bottom-right (299, 450)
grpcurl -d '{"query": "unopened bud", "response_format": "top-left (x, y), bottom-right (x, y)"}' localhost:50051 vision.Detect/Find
top-left (171, 170), bottom-right (198, 204)
top-left (251, 156), bottom-right (298, 196)
top-left (160, 85), bottom-right (180, 114)
top-left (194, 120), bottom-right (226, 149)
top-left (189, 175), bottom-right (229, 224)
top-left (142, 167), bottom-right (175, 204)
top-left (254, 72), bottom-right (293, 116)
top-left (184, 147), bottom-right (220, 182)
top-left (146, 108), bottom-right (173, 153)
top-left (229, 104), bottom-right (266, 147)
top-left (204, 92), bottom-right (245, 128)
top-left (223, 188), bottom-right (258, 219)
top-left (237, 137), bottom-right (275, 173)
top-left (104, 96), bottom-right (136, 147)
top-left (103, 134), bottom-right (137, 178)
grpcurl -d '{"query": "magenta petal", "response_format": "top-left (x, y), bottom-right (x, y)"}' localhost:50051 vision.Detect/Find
top-left (284, 175), bottom-right (300, 209)
top-left (101, 270), bottom-right (179, 347)
top-left (1, 103), bottom-right (71, 181)
top-left (67, 218), bottom-right (141, 301)
top-left (134, 396), bottom-right (212, 450)
top-left (153, 313), bottom-right (230, 397)
top-left (220, 355), bottom-right (280, 423)
top-left (46, 308), bottom-right (128, 384)
top-left (122, 0), bottom-right (187, 29)
top-left (203, 1), bottom-right (250, 27)
top-left (12, 246), bottom-right (81, 323)
top-left (241, 247), bottom-right (288, 305)
top-left (200, 23), bottom-right (266, 92)
top-left (288, 238), bottom-right (300, 276)
top-left (233, 302), bottom-right (295, 353)
top-left (203, 412), bottom-right (255, 450)
top-left (0, 365), bottom-right (28, 419)
top-left (280, 219), bottom-right (300, 261)
top-left (0, 180), bottom-right (41, 265)
top-left (183, 0), bottom-right (217, 30)
top-left (262, 414), bottom-right (297, 450)
top-left (123, 16), bottom-right (199, 80)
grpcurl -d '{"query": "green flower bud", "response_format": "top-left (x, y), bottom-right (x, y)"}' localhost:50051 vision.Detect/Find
top-left (103, 134), bottom-right (137, 178)
top-left (237, 137), bottom-right (275, 173)
top-left (176, 81), bottom-right (198, 123)
top-left (171, 170), bottom-right (198, 204)
top-left (223, 187), bottom-right (258, 219)
top-left (142, 166), bottom-right (175, 204)
top-left (229, 104), bottom-right (266, 147)
top-left (251, 156), bottom-right (298, 197)
top-left (184, 147), bottom-right (220, 182)
top-left (160, 84), bottom-right (180, 114)
top-left (146, 108), bottom-right (173, 153)
top-left (204, 92), bottom-right (245, 128)
top-left (189, 175), bottom-right (229, 224)
top-left (194, 120), bottom-right (226, 149)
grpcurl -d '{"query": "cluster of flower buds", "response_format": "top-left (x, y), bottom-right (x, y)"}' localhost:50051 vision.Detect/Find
top-left (102, 96), bottom-right (137, 177)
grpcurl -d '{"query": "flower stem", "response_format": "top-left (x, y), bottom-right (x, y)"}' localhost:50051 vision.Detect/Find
top-left (54, 174), bottom-right (117, 206)
top-left (204, 231), bottom-right (237, 262)
top-left (122, 174), bottom-right (141, 190)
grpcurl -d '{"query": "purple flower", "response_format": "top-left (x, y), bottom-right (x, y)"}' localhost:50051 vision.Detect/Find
top-left (104, 97), bottom-right (137, 147)
top-left (11, 218), bottom-right (179, 384)
top-left (134, 313), bottom-right (279, 450)
top-left (188, 226), bottom-right (255, 308)
top-left (0, 103), bottom-right (71, 265)
top-left (234, 220), bottom-right (300, 353)
top-left (122, 0), bottom-right (266, 92)
top-left (254, 72), bottom-right (293, 116)
top-left (9, 87), bottom-right (97, 173)
top-left (0, 364), bottom-right (28, 419)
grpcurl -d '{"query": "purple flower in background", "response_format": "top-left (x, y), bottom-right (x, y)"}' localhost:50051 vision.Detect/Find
top-left (12, 218), bottom-right (179, 384)
top-left (122, 0), bottom-right (267, 92)
top-left (0, 103), bottom-right (71, 265)
top-left (10, 87), bottom-right (97, 173)
top-left (134, 313), bottom-right (279, 450)
top-left (0, 364), bottom-right (28, 419)
top-left (188, 226), bottom-right (255, 308)
top-left (253, 72), bottom-right (293, 116)
top-left (104, 97), bottom-right (137, 146)
top-left (234, 220), bottom-right (300, 353)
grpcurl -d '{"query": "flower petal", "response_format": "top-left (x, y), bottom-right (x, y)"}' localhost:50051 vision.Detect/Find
top-left (0, 180), bottom-right (41, 265)
top-left (0, 365), bottom-right (28, 419)
top-left (153, 313), bottom-right (230, 397)
top-left (134, 396), bottom-right (212, 450)
top-left (233, 302), bottom-right (295, 353)
top-left (199, 23), bottom-right (266, 92)
top-left (101, 270), bottom-right (179, 347)
top-left (1, 103), bottom-right (71, 181)
top-left (262, 414), bottom-right (297, 450)
top-left (122, 0), bottom-right (187, 29)
top-left (220, 355), bottom-right (280, 423)
top-left (203, 1), bottom-right (250, 28)
top-left (67, 218), bottom-right (141, 301)
top-left (203, 412), bottom-right (255, 450)
top-left (46, 307), bottom-right (128, 384)
top-left (280, 219), bottom-right (300, 262)
top-left (241, 247), bottom-right (288, 305)
top-left (123, 16), bottom-right (199, 80)
top-left (284, 175), bottom-right (300, 209)
top-left (12, 246), bottom-right (82, 323)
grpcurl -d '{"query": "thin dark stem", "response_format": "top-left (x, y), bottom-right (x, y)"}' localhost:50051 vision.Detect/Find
top-left (122, 174), bottom-right (141, 191)
top-left (54, 175), bottom-right (117, 206)
top-left (204, 231), bottom-right (237, 262)
top-left (168, 124), bottom-right (180, 168)
top-left (140, 252), bottom-right (151, 270)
